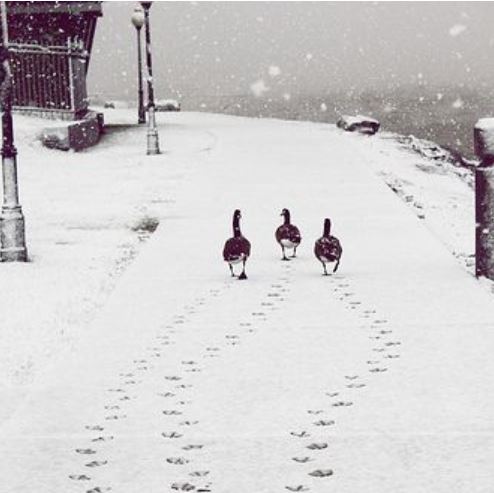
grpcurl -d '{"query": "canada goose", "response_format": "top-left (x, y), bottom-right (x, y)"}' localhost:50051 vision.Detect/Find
top-left (223, 209), bottom-right (251, 280)
top-left (275, 208), bottom-right (302, 260)
top-left (314, 218), bottom-right (342, 275)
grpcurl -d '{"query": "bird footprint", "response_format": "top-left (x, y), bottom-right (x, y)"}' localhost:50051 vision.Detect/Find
top-left (162, 431), bottom-right (183, 439)
top-left (290, 431), bottom-right (309, 438)
top-left (171, 482), bottom-right (196, 491)
top-left (292, 457), bottom-right (313, 463)
top-left (69, 474), bottom-right (90, 481)
top-left (347, 383), bottom-right (366, 388)
top-left (158, 392), bottom-right (175, 398)
top-left (313, 419), bottom-right (335, 426)
top-left (166, 457), bottom-right (189, 465)
top-left (332, 401), bottom-right (353, 407)
top-left (85, 425), bottom-right (104, 431)
top-left (307, 443), bottom-right (328, 450)
top-left (85, 460), bottom-right (108, 468)
top-left (91, 436), bottom-right (114, 443)
top-left (75, 448), bottom-right (96, 455)
top-left (183, 444), bottom-right (204, 450)
top-left (285, 486), bottom-right (309, 491)
top-left (309, 469), bottom-right (334, 478)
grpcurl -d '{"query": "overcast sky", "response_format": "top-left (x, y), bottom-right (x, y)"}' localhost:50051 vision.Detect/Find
top-left (88, 1), bottom-right (494, 101)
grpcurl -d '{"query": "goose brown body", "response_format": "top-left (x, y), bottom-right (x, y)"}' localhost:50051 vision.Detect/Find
top-left (223, 209), bottom-right (251, 279)
top-left (314, 218), bottom-right (342, 274)
top-left (275, 209), bottom-right (301, 260)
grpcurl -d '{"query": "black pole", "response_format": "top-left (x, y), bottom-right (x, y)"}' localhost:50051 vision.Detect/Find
top-left (143, 6), bottom-right (155, 110)
top-left (140, 1), bottom-right (160, 155)
top-left (136, 26), bottom-right (145, 124)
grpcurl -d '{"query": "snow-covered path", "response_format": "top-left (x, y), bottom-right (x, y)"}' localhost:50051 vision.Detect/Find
top-left (1, 113), bottom-right (493, 492)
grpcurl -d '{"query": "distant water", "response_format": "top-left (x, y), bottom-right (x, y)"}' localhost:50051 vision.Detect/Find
top-left (181, 86), bottom-right (494, 161)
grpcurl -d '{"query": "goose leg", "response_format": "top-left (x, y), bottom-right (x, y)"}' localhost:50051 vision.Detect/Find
top-left (229, 264), bottom-right (236, 277)
top-left (321, 261), bottom-right (328, 276)
top-left (238, 259), bottom-right (248, 280)
top-left (281, 246), bottom-right (290, 261)
top-left (333, 259), bottom-right (340, 273)
top-left (291, 246), bottom-right (297, 258)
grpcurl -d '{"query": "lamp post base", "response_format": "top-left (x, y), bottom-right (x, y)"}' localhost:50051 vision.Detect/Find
top-left (0, 205), bottom-right (27, 262)
top-left (146, 128), bottom-right (160, 155)
top-left (146, 106), bottom-right (160, 155)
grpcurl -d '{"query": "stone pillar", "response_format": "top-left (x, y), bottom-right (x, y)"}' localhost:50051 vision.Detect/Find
top-left (474, 118), bottom-right (494, 278)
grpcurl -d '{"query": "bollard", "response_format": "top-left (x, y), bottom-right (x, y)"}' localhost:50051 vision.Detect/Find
top-left (474, 118), bottom-right (494, 278)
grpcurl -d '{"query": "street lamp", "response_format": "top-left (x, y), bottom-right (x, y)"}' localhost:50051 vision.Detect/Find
top-left (140, 1), bottom-right (160, 155)
top-left (131, 6), bottom-right (145, 125)
top-left (0, 2), bottom-right (27, 262)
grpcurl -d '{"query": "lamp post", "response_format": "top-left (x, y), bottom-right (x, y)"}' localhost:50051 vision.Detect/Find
top-left (131, 6), bottom-right (145, 125)
top-left (0, 2), bottom-right (27, 262)
top-left (140, 1), bottom-right (160, 155)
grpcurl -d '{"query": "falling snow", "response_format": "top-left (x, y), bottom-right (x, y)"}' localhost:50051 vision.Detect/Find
top-left (250, 79), bottom-right (269, 97)
top-left (449, 24), bottom-right (467, 37)
top-left (268, 65), bottom-right (281, 77)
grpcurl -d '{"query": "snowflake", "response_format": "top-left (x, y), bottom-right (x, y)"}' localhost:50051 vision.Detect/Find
top-left (250, 79), bottom-right (269, 97)
top-left (449, 24), bottom-right (466, 37)
top-left (452, 98), bottom-right (464, 109)
top-left (268, 66), bottom-right (281, 77)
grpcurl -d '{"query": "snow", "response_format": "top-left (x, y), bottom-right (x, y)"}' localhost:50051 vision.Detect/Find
top-left (250, 79), bottom-right (269, 97)
top-left (0, 110), bottom-right (213, 423)
top-left (1, 111), bottom-right (494, 492)
top-left (449, 24), bottom-right (467, 37)
top-left (268, 65), bottom-right (281, 77)
top-left (339, 114), bottom-right (380, 127)
top-left (452, 97), bottom-right (464, 109)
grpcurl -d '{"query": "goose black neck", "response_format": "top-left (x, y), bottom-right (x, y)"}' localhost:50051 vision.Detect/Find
top-left (233, 215), bottom-right (241, 237)
top-left (283, 210), bottom-right (291, 225)
top-left (323, 219), bottom-right (331, 237)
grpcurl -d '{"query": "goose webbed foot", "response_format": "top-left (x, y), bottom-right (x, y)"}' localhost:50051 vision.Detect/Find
top-left (238, 260), bottom-right (248, 280)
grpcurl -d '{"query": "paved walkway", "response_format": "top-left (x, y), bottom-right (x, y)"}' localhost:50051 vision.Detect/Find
top-left (1, 113), bottom-right (493, 493)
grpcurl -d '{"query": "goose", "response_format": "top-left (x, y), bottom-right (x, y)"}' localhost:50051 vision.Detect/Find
top-left (275, 208), bottom-right (302, 260)
top-left (223, 209), bottom-right (251, 280)
top-left (314, 218), bottom-right (342, 275)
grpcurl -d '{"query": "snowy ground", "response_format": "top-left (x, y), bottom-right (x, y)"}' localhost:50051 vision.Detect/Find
top-left (361, 132), bottom-right (475, 272)
top-left (0, 110), bottom-right (215, 422)
top-left (1, 111), bottom-right (493, 493)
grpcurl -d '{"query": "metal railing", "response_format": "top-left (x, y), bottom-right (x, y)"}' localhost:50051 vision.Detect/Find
top-left (7, 41), bottom-right (89, 116)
